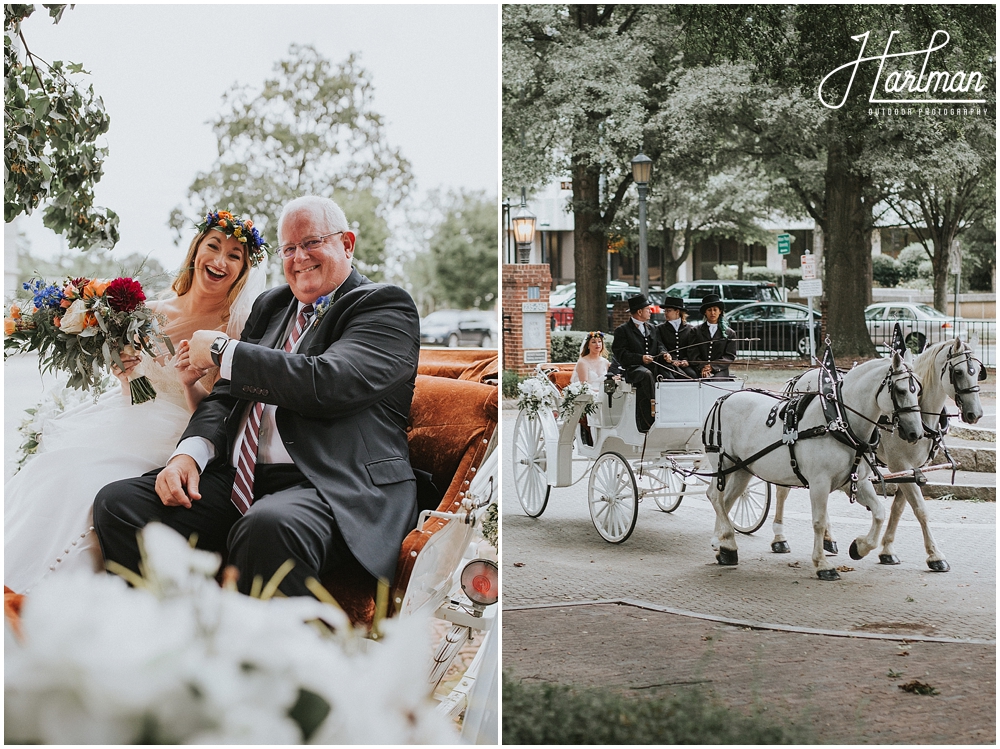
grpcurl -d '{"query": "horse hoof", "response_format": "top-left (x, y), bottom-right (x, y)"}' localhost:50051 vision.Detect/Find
top-left (849, 540), bottom-right (863, 560)
top-left (817, 568), bottom-right (841, 581)
top-left (824, 539), bottom-right (838, 555)
top-left (928, 559), bottom-right (951, 572)
top-left (716, 548), bottom-right (739, 566)
top-left (879, 554), bottom-right (901, 565)
top-left (771, 541), bottom-right (791, 554)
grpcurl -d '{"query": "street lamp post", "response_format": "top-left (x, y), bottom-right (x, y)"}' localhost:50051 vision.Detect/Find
top-left (501, 198), bottom-right (511, 263)
top-left (631, 151), bottom-right (652, 296)
top-left (511, 188), bottom-right (537, 264)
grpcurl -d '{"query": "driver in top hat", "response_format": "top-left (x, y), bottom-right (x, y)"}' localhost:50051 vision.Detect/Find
top-left (690, 293), bottom-right (738, 379)
top-left (655, 295), bottom-right (699, 380)
top-left (611, 294), bottom-right (672, 432)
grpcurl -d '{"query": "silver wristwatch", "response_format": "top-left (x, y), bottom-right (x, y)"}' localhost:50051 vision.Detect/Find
top-left (209, 335), bottom-right (230, 367)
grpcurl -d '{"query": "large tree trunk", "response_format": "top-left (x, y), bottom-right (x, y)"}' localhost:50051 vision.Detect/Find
top-left (660, 225), bottom-right (691, 288)
top-left (930, 232), bottom-right (955, 313)
top-left (824, 142), bottom-right (878, 357)
top-left (571, 156), bottom-right (608, 331)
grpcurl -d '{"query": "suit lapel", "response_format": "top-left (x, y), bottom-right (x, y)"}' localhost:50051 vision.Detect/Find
top-left (261, 298), bottom-right (297, 350)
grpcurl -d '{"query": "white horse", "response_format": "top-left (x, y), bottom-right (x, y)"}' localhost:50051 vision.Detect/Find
top-left (704, 352), bottom-right (924, 580)
top-left (770, 338), bottom-right (985, 571)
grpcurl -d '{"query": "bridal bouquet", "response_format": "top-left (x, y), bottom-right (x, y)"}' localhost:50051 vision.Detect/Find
top-left (4, 276), bottom-right (172, 404)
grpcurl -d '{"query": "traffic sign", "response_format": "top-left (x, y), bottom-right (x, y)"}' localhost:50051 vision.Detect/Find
top-left (798, 279), bottom-right (822, 297)
top-left (777, 233), bottom-right (791, 255)
top-left (800, 254), bottom-right (817, 280)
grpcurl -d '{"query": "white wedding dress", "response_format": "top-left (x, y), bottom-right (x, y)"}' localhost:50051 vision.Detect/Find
top-left (4, 267), bottom-right (265, 594)
top-left (4, 358), bottom-right (194, 592)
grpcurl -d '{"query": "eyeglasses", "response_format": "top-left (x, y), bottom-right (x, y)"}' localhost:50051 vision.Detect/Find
top-left (278, 232), bottom-right (344, 259)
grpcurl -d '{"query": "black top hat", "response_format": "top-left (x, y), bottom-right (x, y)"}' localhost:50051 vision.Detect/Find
top-left (628, 294), bottom-right (651, 314)
top-left (662, 296), bottom-right (685, 311)
top-left (699, 294), bottom-right (724, 314)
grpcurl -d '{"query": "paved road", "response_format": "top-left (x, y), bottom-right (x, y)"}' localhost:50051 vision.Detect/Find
top-left (501, 409), bottom-right (996, 642)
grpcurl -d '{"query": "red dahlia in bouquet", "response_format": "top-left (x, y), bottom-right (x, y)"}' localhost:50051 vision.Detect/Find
top-left (4, 276), bottom-right (173, 404)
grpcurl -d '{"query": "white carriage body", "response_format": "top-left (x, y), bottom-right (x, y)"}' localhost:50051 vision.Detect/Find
top-left (570, 379), bottom-right (744, 468)
top-left (512, 367), bottom-right (771, 545)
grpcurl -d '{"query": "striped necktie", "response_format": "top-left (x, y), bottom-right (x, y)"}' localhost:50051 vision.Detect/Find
top-left (230, 303), bottom-right (313, 514)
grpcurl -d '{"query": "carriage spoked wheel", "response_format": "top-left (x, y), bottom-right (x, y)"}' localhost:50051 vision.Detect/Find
top-left (647, 464), bottom-right (686, 513)
top-left (588, 452), bottom-right (639, 543)
top-left (512, 409), bottom-right (551, 517)
top-left (729, 476), bottom-right (771, 534)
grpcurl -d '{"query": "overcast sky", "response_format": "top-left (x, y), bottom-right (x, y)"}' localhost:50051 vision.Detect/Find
top-left (14, 3), bottom-right (498, 269)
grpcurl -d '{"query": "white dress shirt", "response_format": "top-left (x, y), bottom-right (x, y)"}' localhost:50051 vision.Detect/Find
top-left (708, 323), bottom-right (718, 338)
top-left (669, 318), bottom-right (681, 331)
top-left (171, 300), bottom-right (317, 471)
top-left (630, 317), bottom-right (648, 336)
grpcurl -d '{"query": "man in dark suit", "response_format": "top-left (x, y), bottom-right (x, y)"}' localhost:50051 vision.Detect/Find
top-left (94, 196), bottom-right (420, 597)
top-left (690, 293), bottom-right (738, 379)
top-left (655, 296), bottom-right (698, 379)
top-left (611, 294), bottom-right (671, 432)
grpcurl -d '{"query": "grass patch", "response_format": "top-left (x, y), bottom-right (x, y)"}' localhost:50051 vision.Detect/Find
top-left (502, 672), bottom-right (811, 744)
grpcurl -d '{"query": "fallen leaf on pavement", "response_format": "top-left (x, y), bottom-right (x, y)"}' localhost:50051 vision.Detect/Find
top-left (899, 680), bottom-right (938, 696)
top-left (513, 562), bottom-right (525, 568)
top-left (788, 561), bottom-right (800, 568)
top-left (836, 565), bottom-right (854, 572)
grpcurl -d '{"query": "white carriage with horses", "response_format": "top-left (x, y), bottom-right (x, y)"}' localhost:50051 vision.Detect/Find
top-left (511, 364), bottom-right (771, 543)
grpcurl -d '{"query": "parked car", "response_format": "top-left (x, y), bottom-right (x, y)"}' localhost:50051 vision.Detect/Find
top-left (864, 302), bottom-right (968, 353)
top-left (550, 282), bottom-right (649, 330)
top-left (726, 302), bottom-right (823, 357)
top-left (420, 309), bottom-right (497, 347)
top-left (662, 280), bottom-right (783, 320)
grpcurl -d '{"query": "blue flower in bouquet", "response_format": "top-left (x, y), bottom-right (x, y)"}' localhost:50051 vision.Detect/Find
top-left (23, 280), bottom-right (63, 310)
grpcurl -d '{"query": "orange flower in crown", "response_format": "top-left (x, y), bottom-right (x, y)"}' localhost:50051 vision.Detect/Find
top-left (196, 209), bottom-right (270, 266)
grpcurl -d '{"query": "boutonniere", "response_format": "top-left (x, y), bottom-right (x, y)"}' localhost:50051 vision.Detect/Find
top-left (311, 295), bottom-right (331, 328)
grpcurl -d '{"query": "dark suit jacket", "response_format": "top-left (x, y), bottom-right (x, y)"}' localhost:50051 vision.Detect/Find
top-left (656, 320), bottom-right (697, 362)
top-left (611, 319), bottom-right (666, 372)
top-left (690, 321), bottom-right (738, 377)
top-left (180, 268), bottom-right (420, 582)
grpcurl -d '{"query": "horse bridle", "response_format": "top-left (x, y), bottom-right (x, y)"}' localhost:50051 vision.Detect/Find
top-left (941, 346), bottom-right (984, 417)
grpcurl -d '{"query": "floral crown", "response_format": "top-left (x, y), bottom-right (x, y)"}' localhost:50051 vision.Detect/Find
top-left (196, 210), bottom-right (270, 266)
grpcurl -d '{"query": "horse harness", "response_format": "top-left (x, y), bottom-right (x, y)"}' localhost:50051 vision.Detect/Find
top-left (702, 361), bottom-right (921, 501)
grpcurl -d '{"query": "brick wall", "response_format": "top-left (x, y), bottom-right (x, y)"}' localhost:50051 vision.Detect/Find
top-left (502, 264), bottom-right (552, 375)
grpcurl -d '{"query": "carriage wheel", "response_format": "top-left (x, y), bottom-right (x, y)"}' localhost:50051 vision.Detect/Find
top-left (588, 452), bottom-right (639, 543)
top-left (512, 409), bottom-right (551, 517)
top-left (649, 465), bottom-right (686, 513)
top-left (730, 476), bottom-right (771, 534)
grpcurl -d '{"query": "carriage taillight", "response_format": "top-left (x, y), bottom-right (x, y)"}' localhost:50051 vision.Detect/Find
top-left (941, 322), bottom-right (952, 329)
top-left (460, 559), bottom-right (498, 606)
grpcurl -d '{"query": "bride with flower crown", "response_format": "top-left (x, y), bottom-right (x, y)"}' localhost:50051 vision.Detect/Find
top-left (4, 210), bottom-right (269, 593)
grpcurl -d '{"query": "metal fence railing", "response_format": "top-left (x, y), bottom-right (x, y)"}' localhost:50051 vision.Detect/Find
top-left (734, 318), bottom-right (995, 367)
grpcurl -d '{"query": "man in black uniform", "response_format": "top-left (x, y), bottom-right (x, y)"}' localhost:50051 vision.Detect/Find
top-left (611, 294), bottom-right (671, 432)
top-left (655, 296), bottom-right (698, 380)
top-left (691, 293), bottom-right (738, 379)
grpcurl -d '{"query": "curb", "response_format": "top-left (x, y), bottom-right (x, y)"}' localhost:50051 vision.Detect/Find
top-left (503, 598), bottom-right (996, 645)
top-left (949, 424), bottom-right (996, 442)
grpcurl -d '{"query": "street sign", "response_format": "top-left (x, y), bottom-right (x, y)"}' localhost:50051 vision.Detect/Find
top-left (800, 254), bottom-right (817, 281)
top-left (777, 233), bottom-right (791, 255)
top-left (949, 240), bottom-right (962, 275)
top-left (798, 279), bottom-right (822, 297)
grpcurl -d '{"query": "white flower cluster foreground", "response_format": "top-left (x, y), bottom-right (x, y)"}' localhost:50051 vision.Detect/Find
top-left (516, 373), bottom-right (558, 418)
top-left (5, 523), bottom-right (459, 745)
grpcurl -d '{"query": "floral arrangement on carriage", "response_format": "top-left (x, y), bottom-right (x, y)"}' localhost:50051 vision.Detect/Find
top-left (516, 372), bottom-right (599, 422)
top-left (4, 276), bottom-right (172, 405)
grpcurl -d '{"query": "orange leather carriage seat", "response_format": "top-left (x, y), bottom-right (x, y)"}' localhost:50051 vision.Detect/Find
top-left (416, 347), bottom-right (499, 383)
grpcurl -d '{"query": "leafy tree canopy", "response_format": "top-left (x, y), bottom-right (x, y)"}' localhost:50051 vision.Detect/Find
top-left (4, 4), bottom-right (119, 250)
top-left (170, 44), bottom-right (412, 283)
top-left (404, 190), bottom-right (498, 314)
